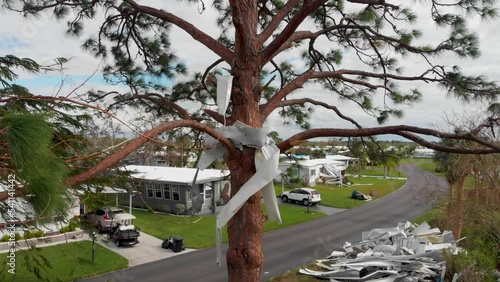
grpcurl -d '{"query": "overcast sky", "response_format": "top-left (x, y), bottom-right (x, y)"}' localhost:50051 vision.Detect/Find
top-left (0, 1), bottom-right (498, 142)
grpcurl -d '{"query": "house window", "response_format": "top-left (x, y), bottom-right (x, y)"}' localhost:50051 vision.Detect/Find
top-left (154, 183), bottom-right (162, 198)
top-left (172, 185), bottom-right (180, 201)
top-left (205, 188), bottom-right (212, 199)
top-left (163, 184), bottom-right (171, 200)
top-left (146, 182), bottom-right (154, 198)
top-left (310, 170), bottom-right (316, 177)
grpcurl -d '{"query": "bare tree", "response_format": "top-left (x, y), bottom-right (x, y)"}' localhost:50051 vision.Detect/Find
top-left (3, 1), bottom-right (500, 281)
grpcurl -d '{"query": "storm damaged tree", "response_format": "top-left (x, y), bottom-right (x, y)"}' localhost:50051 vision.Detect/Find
top-left (0, 55), bottom-right (92, 216)
top-left (434, 116), bottom-right (500, 240)
top-left (4, 0), bottom-right (500, 281)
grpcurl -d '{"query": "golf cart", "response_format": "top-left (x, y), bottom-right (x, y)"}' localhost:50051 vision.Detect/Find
top-left (107, 213), bottom-right (140, 247)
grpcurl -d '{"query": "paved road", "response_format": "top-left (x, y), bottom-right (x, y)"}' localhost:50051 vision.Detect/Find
top-left (80, 164), bottom-right (447, 282)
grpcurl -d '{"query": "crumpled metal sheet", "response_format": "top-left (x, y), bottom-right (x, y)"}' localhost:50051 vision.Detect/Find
top-left (215, 75), bottom-right (233, 116)
top-left (196, 121), bottom-right (282, 265)
top-left (300, 221), bottom-right (460, 281)
top-left (215, 143), bottom-right (281, 265)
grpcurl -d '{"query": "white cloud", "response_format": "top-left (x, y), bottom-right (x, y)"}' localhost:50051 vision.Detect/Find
top-left (0, 2), bottom-right (498, 141)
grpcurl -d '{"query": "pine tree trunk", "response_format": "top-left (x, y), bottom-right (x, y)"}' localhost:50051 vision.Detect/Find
top-left (453, 176), bottom-right (465, 240)
top-left (226, 148), bottom-right (266, 281)
top-left (446, 182), bottom-right (455, 230)
top-left (224, 44), bottom-right (265, 279)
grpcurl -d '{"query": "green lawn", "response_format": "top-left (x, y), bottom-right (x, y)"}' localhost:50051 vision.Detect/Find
top-left (416, 161), bottom-right (437, 173)
top-left (315, 178), bottom-right (406, 208)
top-left (415, 161), bottom-right (447, 179)
top-left (131, 204), bottom-right (326, 249)
top-left (411, 207), bottom-right (444, 226)
top-left (350, 158), bottom-right (435, 178)
top-left (356, 166), bottom-right (404, 178)
top-left (401, 158), bottom-right (433, 164)
top-left (0, 241), bottom-right (128, 282)
top-left (275, 177), bottom-right (406, 209)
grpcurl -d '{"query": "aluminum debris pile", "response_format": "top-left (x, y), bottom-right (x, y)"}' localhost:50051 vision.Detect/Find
top-left (300, 222), bottom-right (460, 281)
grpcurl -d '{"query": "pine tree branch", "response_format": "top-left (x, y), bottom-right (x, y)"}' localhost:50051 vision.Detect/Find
top-left (260, 70), bottom-right (316, 119)
top-left (261, 0), bottom-right (326, 64)
top-left (65, 119), bottom-right (237, 186)
top-left (109, 93), bottom-right (195, 120)
top-left (276, 98), bottom-right (364, 129)
top-left (257, 0), bottom-right (301, 46)
top-left (346, 0), bottom-right (399, 10)
top-left (260, 67), bottom-right (446, 120)
top-left (123, 0), bottom-right (233, 64)
top-left (204, 109), bottom-right (236, 126)
top-left (278, 126), bottom-right (500, 153)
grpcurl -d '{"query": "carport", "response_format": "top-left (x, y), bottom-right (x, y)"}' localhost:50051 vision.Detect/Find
top-left (80, 185), bottom-right (128, 214)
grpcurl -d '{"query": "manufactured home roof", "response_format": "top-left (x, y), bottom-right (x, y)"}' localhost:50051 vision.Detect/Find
top-left (281, 158), bottom-right (345, 167)
top-left (325, 155), bottom-right (355, 161)
top-left (297, 159), bottom-right (345, 167)
top-left (124, 165), bottom-right (229, 184)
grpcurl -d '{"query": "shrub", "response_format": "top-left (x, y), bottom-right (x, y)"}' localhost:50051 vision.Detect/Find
top-left (25, 230), bottom-right (45, 239)
top-left (216, 198), bottom-right (225, 206)
top-left (444, 237), bottom-right (498, 282)
top-left (1, 234), bottom-right (10, 242)
top-left (160, 205), bottom-right (171, 213)
top-left (2, 233), bottom-right (22, 241)
top-left (173, 203), bottom-right (185, 215)
top-left (32, 230), bottom-right (45, 238)
top-left (68, 221), bottom-right (78, 232)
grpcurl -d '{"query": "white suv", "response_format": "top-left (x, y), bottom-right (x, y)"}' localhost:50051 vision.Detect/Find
top-left (281, 188), bottom-right (321, 206)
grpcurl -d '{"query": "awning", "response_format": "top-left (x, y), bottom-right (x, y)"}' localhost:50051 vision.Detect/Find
top-left (78, 185), bottom-right (128, 194)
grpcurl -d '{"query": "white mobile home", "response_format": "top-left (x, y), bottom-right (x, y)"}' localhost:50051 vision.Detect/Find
top-left (0, 182), bottom-right (80, 237)
top-left (278, 157), bottom-right (352, 186)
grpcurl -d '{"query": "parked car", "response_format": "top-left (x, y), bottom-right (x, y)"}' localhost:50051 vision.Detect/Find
top-left (84, 206), bottom-right (126, 232)
top-left (107, 213), bottom-right (140, 247)
top-left (281, 188), bottom-right (321, 206)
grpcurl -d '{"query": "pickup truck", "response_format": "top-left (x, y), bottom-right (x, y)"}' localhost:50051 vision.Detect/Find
top-left (107, 213), bottom-right (140, 247)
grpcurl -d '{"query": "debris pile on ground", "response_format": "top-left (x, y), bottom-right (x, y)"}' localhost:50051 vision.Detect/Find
top-left (300, 221), bottom-right (460, 281)
top-left (351, 190), bottom-right (372, 201)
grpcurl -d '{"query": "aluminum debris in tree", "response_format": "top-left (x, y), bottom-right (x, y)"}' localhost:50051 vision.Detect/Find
top-left (299, 221), bottom-right (461, 281)
top-left (196, 121), bottom-right (282, 265)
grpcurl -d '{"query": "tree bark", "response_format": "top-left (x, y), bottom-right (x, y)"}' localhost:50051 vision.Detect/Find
top-left (446, 182), bottom-right (455, 230)
top-left (226, 149), bottom-right (266, 281)
top-left (453, 176), bottom-right (465, 240)
top-left (224, 8), bottom-right (266, 274)
top-left (225, 86), bottom-right (265, 280)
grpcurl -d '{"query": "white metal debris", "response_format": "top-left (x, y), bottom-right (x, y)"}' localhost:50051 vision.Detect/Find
top-left (197, 121), bottom-right (282, 265)
top-left (300, 221), bottom-right (461, 281)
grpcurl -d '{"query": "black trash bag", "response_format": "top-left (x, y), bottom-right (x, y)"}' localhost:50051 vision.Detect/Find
top-left (162, 236), bottom-right (173, 249)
